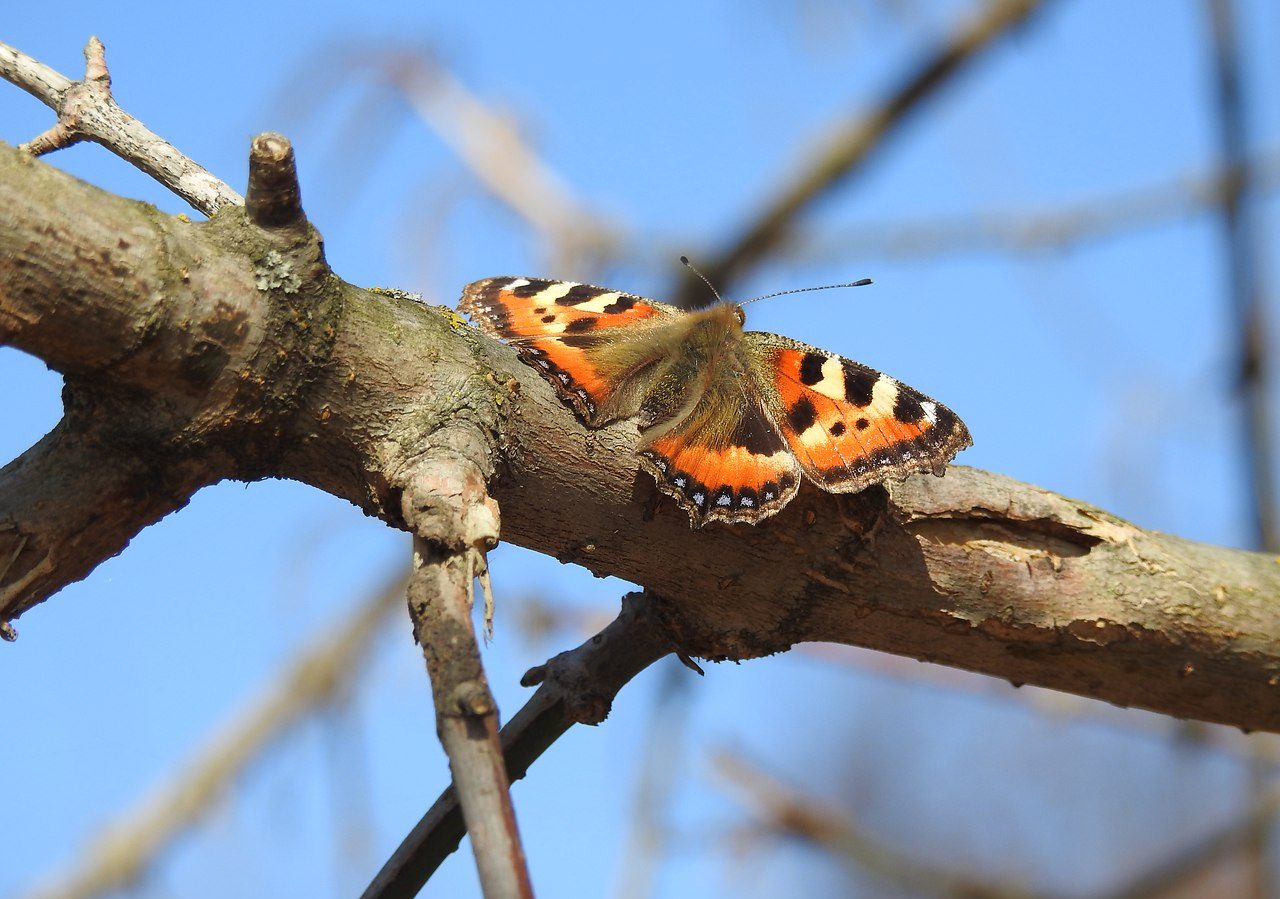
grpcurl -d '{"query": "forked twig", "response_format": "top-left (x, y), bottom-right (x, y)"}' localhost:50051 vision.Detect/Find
top-left (0, 36), bottom-right (242, 215)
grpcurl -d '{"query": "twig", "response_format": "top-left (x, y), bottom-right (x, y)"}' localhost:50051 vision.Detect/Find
top-left (245, 133), bottom-right (304, 229)
top-left (801, 643), bottom-right (1280, 766)
top-left (363, 591), bottom-right (676, 899)
top-left (1102, 782), bottom-right (1280, 899)
top-left (713, 751), bottom-right (1035, 899)
top-left (780, 147), bottom-right (1280, 261)
top-left (354, 48), bottom-right (621, 271)
top-left (0, 37), bottom-right (242, 215)
top-left (400, 461), bottom-right (533, 898)
top-left (21, 572), bottom-right (407, 899)
top-left (1205, 0), bottom-right (1277, 554)
top-left (672, 0), bottom-right (1052, 307)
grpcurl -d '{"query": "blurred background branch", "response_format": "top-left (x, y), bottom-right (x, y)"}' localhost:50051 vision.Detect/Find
top-left (712, 750), bottom-right (1035, 899)
top-left (672, 0), bottom-right (1056, 307)
top-left (23, 572), bottom-right (408, 899)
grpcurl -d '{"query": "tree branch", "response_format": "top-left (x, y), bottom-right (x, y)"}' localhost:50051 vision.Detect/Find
top-left (0, 37), bottom-right (242, 215)
top-left (714, 751), bottom-right (1031, 898)
top-left (780, 147), bottom-right (1280, 261)
top-left (1205, 0), bottom-right (1277, 554)
top-left (363, 591), bottom-right (675, 899)
top-left (3, 140), bottom-right (1279, 736)
top-left (400, 459), bottom-right (534, 898)
top-left (371, 48), bottom-right (621, 272)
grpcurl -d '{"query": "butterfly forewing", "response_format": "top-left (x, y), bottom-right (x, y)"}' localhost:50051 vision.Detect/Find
top-left (461, 277), bottom-right (680, 424)
top-left (746, 332), bottom-right (971, 493)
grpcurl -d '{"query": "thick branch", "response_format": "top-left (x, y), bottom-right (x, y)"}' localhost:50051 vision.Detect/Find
top-left (3, 142), bottom-right (1279, 736)
top-left (0, 422), bottom-right (206, 631)
top-left (0, 139), bottom-right (339, 625)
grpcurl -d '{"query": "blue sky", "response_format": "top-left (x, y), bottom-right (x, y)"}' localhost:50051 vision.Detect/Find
top-left (3, 2), bottom-right (1279, 897)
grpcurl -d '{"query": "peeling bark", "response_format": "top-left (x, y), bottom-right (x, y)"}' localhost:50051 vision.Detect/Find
top-left (3, 142), bottom-right (1279, 732)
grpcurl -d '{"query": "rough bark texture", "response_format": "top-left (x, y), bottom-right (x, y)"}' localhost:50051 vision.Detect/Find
top-left (3, 141), bottom-right (1279, 732)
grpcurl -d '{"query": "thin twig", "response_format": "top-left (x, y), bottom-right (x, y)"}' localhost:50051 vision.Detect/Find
top-left (363, 591), bottom-right (676, 899)
top-left (713, 751), bottom-right (1036, 899)
top-left (354, 48), bottom-right (621, 272)
top-left (1102, 783), bottom-right (1280, 899)
top-left (0, 37), bottom-right (242, 215)
top-left (801, 643), bottom-right (1280, 766)
top-left (672, 0), bottom-right (1053, 307)
top-left (1205, 0), bottom-right (1277, 554)
top-left (778, 147), bottom-right (1280, 261)
top-left (401, 463), bottom-right (533, 899)
top-left (21, 572), bottom-right (408, 899)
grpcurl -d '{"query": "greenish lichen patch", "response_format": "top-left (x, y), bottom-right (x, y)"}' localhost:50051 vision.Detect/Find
top-left (254, 250), bottom-right (301, 294)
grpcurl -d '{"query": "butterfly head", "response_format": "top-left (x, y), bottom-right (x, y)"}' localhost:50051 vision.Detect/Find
top-left (679, 255), bottom-right (871, 320)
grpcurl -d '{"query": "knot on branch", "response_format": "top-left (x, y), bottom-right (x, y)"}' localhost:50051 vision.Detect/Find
top-left (401, 458), bottom-right (499, 555)
top-left (19, 37), bottom-right (113, 157)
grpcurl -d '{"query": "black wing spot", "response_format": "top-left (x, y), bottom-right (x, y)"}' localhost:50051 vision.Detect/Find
top-left (842, 361), bottom-right (877, 407)
top-left (556, 284), bottom-right (604, 305)
top-left (540, 314), bottom-right (556, 324)
top-left (799, 352), bottom-right (826, 386)
top-left (786, 396), bottom-right (817, 434)
top-left (893, 386), bottom-right (925, 424)
top-left (855, 417), bottom-right (870, 431)
top-left (729, 403), bottom-right (784, 454)
top-left (600, 296), bottom-right (637, 314)
top-left (565, 317), bottom-right (596, 333)
top-left (512, 279), bottom-right (550, 298)
top-left (534, 306), bottom-right (547, 314)
top-left (830, 421), bottom-right (846, 436)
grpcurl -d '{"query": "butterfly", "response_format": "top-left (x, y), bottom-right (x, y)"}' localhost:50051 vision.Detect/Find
top-left (461, 276), bottom-right (971, 526)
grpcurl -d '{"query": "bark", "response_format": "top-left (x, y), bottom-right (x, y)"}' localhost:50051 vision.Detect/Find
top-left (3, 141), bottom-right (1279, 732)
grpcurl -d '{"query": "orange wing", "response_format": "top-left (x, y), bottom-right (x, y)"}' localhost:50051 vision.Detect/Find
top-left (748, 334), bottom-right (971, 493)
top-left (639, 377), bottom-right (801, 526)
top-left (461, 277), bottom-right (678, 424)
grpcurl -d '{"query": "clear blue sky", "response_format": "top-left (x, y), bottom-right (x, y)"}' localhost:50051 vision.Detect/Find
top-left (3, 2), bottom-right (1279, 897)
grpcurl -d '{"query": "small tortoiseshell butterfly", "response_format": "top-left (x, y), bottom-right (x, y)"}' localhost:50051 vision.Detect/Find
top-left (461, 276), bottom-right (971, 526)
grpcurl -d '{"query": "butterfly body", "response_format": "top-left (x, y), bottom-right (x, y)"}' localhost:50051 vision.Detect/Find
top-left (462, 277), bottom-right (971, 526)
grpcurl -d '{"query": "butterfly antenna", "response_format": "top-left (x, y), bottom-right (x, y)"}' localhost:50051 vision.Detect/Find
top-left (739, 278), bottom-right (873, 307)
top-left (680, 255), bottom-right (727, 305)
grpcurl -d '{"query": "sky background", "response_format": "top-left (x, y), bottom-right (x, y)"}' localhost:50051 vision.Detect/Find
top-left (3, 1), bottom-right (1280, 897)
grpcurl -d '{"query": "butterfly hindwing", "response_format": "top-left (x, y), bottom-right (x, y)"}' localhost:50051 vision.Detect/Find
top-left (461, 277), bottom-right (680, 424)
top-left (639, 372), bottom-right (801, 526)
top-left (747, 332), bottom-right (971, 493)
